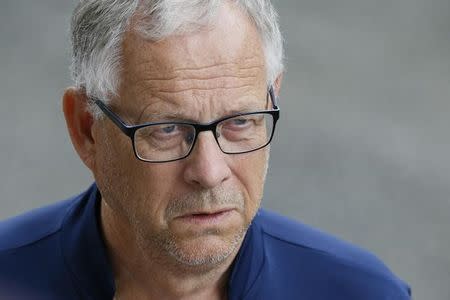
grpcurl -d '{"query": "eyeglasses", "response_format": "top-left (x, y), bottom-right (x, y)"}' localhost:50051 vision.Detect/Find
top-left (92, 86), bottom-right (280, 163)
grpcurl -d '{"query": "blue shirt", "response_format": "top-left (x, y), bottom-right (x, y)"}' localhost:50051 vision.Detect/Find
top-left (0, 184), bottom-right (411, 299)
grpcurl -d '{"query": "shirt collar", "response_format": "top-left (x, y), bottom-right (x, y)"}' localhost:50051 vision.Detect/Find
top-left (61, 183), bottom-right (115, 299)
top-left (227, 212), bottom-right (265, 299)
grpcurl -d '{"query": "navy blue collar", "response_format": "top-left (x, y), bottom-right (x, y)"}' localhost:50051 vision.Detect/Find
top-left (61, 184), bottom-right (115, 299)
top-left (228, 213), bottom-right (265, 299)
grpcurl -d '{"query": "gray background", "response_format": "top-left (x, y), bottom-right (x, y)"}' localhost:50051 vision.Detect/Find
top-left (1, 0), bottom-right (449, 299)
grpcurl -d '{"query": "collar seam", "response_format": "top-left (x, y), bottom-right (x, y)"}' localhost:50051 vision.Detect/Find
top-left (239, 226), bottom-right (266, 300)
top-left (0, 228), bottom-right (61, 253)
top-left (59, 197), bottom-right (88, 299)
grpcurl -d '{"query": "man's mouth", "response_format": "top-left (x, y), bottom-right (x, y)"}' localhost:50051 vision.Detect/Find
top-left (176, 209), bottom-right (235, 225)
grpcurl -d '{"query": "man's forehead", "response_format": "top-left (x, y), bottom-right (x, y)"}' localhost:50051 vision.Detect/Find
top-left (115, 2), bottom-right (268, 121)
top-left (121, 2), bottom-right (265, 79)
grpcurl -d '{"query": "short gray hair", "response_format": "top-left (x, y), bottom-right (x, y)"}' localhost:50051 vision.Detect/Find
top-left (70, 0), bottom-right (284, 108)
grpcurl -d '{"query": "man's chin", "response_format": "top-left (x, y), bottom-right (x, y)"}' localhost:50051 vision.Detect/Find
top-left (163, 231), bottom-right (247, 267)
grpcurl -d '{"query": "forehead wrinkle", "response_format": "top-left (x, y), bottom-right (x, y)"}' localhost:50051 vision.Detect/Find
top-left (145, 83), bottom-right (258, 95)
top-left (133, 61), bottom-right (264, 83)
top-left (130, 80), bottom-right (260, 105)
top-left (126, 59), bottom-right (265, 103)
top-left (139, 73), bottom-right (259, 83)
top-left (158, 84), bottom-right (253, 94)
top-left (131, 72), bottom-right (263, 99)
top-left (171, 61), bottom-right (263, 73)
top-left (153, 56), bottom-right (264, 74)
top-left (135, 72), bottom-right (259, 93)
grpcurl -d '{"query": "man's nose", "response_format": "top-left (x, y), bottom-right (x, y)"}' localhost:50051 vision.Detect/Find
top-left (183, 131), bottom-right (232, 189)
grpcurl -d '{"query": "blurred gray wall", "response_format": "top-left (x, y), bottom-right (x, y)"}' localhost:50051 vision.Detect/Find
top-left (1, 1), bottom-right (449, 299)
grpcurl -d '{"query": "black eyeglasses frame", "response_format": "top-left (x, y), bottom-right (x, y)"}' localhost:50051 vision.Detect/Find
top-left (92, 86), bottom-right (280, 163)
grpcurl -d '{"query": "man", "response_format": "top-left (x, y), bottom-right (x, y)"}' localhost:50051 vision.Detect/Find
top-left (0, 0), bottom-right (411, 299)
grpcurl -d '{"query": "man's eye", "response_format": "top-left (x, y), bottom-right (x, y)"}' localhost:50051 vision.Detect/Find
top-left (224, 118), bottom-right (251, 129)
top-left (141, 124), bottom-right (181, 140)
top-left (161, 125), bottom-right (177, 134)
top-left (232, 118), bottom-right (248, 126)
top-left (223, 117), bottom-right (257, 131)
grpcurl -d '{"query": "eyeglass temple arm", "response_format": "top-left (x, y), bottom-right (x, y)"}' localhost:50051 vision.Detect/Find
top-left (269, 86), bottom-right (280, 109)
top-left (92, 98), bottom-right (135, 137)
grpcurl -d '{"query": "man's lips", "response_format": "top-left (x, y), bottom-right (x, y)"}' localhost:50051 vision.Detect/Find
top-left (175, 208), bottom-right (235, 224)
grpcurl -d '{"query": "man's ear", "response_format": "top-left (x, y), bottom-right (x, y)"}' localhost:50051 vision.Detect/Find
top-left (273, 73), bottom-right (283, 97)
top-left (62, 87), bottom-right (96, 171)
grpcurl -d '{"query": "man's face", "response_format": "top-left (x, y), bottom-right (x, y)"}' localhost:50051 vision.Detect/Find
top-left (92, 3), bottom-right (270, 267)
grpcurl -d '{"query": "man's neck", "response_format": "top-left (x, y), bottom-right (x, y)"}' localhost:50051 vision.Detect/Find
top-left (112, 266), bottom-right (230, 300)
top-left (100, 201), bottom-right (237, 300)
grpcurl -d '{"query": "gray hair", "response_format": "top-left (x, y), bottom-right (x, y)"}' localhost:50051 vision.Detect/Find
top-left (70, 0), bottom-right (284, 111)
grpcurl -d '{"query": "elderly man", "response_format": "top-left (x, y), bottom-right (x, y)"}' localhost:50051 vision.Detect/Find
top-left (0, 0), bottom-right (411, 299)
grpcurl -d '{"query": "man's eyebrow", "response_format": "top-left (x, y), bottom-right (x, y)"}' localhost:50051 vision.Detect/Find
top-left (137, 97), bottom-right (268, 123)
top-left (226, 101), bottom-right (269, 115)
top-left (134, 97), bottom-right (193, 123)
top-left (137, 111), bottom-right (195, 123)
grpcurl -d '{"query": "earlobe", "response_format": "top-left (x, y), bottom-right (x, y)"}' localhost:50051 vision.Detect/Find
top-left (62, 87), bottom-right (96, 171)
